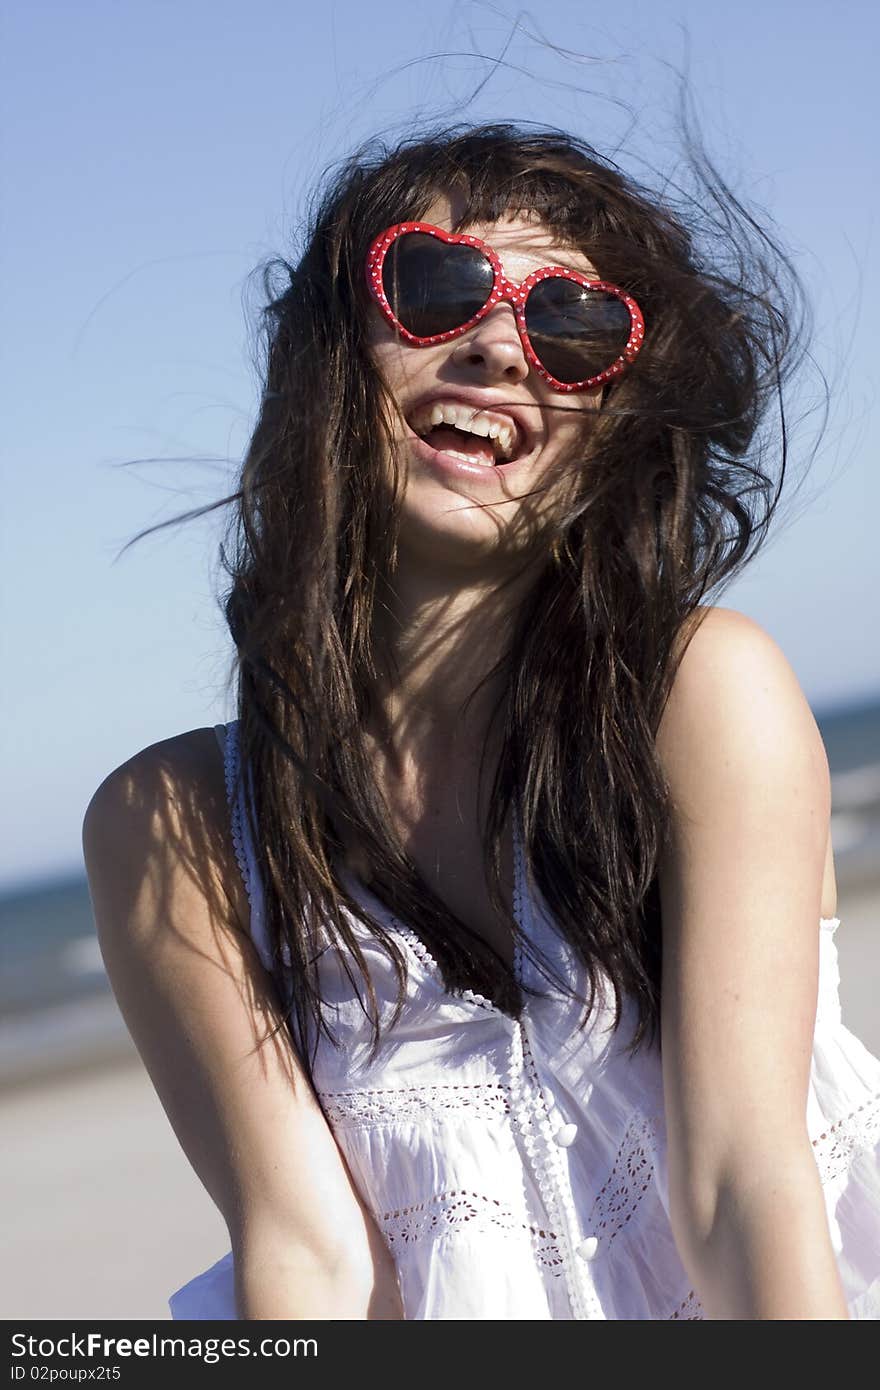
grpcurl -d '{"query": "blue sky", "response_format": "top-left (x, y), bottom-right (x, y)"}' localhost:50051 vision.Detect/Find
top-left (2, 0), bottom-right (878, 888)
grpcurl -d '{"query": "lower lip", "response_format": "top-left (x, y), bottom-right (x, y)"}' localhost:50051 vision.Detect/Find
top-left (406, 431), bottom-right (529, 482)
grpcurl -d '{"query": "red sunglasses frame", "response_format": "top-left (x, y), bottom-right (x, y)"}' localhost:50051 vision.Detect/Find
top-left (365, 221), bottom-right (646, 394)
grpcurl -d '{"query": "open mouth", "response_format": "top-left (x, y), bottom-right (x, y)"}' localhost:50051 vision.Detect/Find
top-left (405, 401), bottom-right (530, 468)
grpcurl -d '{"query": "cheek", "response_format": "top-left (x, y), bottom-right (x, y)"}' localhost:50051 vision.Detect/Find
top-left (544, 398), bottom-right (600, 456)
top-left (368, 337), bottom-right (447, 415)
top-left (368, 330), bottom-right (412, 380)
top-left (363, 346), bottom-right (410, 428)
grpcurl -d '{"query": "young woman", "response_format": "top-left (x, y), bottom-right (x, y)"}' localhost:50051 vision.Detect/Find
top-left (82, 124), bottom-right (880, 1320)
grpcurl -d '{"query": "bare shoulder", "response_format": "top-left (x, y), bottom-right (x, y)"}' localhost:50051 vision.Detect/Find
top-left (85, 726), bottom-right (226, 812)
top-left (667, 603), bottom-right (805, 688)
top-left (82, 724), bottom-right (249, 938)
top-left (656, 603), bottom-right (836, 918)
top-left (659, 604), bottom-right (829, 790)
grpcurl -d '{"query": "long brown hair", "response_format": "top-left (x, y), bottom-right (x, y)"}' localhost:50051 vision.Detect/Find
top-left (139, 120), bottom-right (819, 1078)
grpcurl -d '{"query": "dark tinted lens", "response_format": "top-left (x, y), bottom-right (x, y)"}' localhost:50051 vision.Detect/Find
top-left (524, 278), bottom-right (632, 383)
top-left (382, 233), bottom-right (494, 336)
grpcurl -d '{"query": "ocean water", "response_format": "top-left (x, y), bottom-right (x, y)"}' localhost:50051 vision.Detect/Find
top-left (1, 693), bottom-right (878, 1083)
top-left (0, 876), bottom-right (106, 1019)
top-left (816, 695), bottom-right (880, 775)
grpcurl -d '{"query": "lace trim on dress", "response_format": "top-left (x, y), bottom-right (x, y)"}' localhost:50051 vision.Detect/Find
top-left (224, 722), bottom-right (256, 916)
top-left (380, 1190), bottom-right (567, 1274)
top-left (364, 788), bottom-right (532, 1018)
top-left (508, 1023), bottom-right (602, 1317)
top-left (502, 820), bottom-right (603, 1318)
top-left (811, 1091), bottom-right (880, 1183)
top-left (319, 1082), bottom-right (512, 1128)
top-left (386, 918), bottom-right (500, 1013)
top-left (224, 721), bottom-right (288, 987)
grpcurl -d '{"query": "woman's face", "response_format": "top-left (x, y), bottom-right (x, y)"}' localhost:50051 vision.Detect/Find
top-left (365, 193), bottom-right (604, 572)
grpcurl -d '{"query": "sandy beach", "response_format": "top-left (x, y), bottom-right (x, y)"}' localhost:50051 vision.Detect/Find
top-left (2, 1060), bottom-right (230, 1320)
top-left (3, 883), bottom-right (878, 1321)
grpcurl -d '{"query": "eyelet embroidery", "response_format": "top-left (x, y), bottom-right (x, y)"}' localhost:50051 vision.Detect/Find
top-left (588, 1113), bottom-right (659, 1246)
top-left (319, 1081), bottom-right (511, 1128)
top-left (380, 1190), bottom-right (566, 1272)
top-left (668, 1289), bottom-right (704, 1319)
top-left (811, 1092), bottom-right (880, 1183)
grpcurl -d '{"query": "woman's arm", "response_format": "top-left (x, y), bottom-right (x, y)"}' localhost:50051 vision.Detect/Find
top-left (82, 728), bottom-right (403, 1320)
top-left (655, 607), bottom-right (848, 1320)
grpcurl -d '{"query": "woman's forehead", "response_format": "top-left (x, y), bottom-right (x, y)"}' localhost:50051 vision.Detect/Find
top-left (419, 193), bottom-right (598, 279)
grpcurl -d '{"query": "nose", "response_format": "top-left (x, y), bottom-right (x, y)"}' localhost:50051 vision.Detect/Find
top-left (448, 303), bottom-right (530, 385)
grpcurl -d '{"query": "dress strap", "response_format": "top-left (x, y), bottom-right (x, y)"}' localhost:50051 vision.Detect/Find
top-left (511, 792), bottom-right (573, 1001)
top-left (216, 719), bottom-right (274, 975)
top-left (511, 795), bottom-right (528, 988)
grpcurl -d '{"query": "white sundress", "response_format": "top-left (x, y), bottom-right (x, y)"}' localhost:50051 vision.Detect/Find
top-left (168, 719), bottom-right (880, 1319)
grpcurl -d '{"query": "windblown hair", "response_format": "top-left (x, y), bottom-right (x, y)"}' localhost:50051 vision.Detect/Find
top-left (210, 120), bottom-right (812, 1078)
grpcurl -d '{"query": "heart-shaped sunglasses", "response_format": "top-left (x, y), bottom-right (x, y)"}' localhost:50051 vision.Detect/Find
top-left (365, 222), bottom-right (646, 394)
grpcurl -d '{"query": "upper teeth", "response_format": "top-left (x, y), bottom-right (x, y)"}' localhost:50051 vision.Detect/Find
top-left (409, 400), bottom-right (519, 463)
